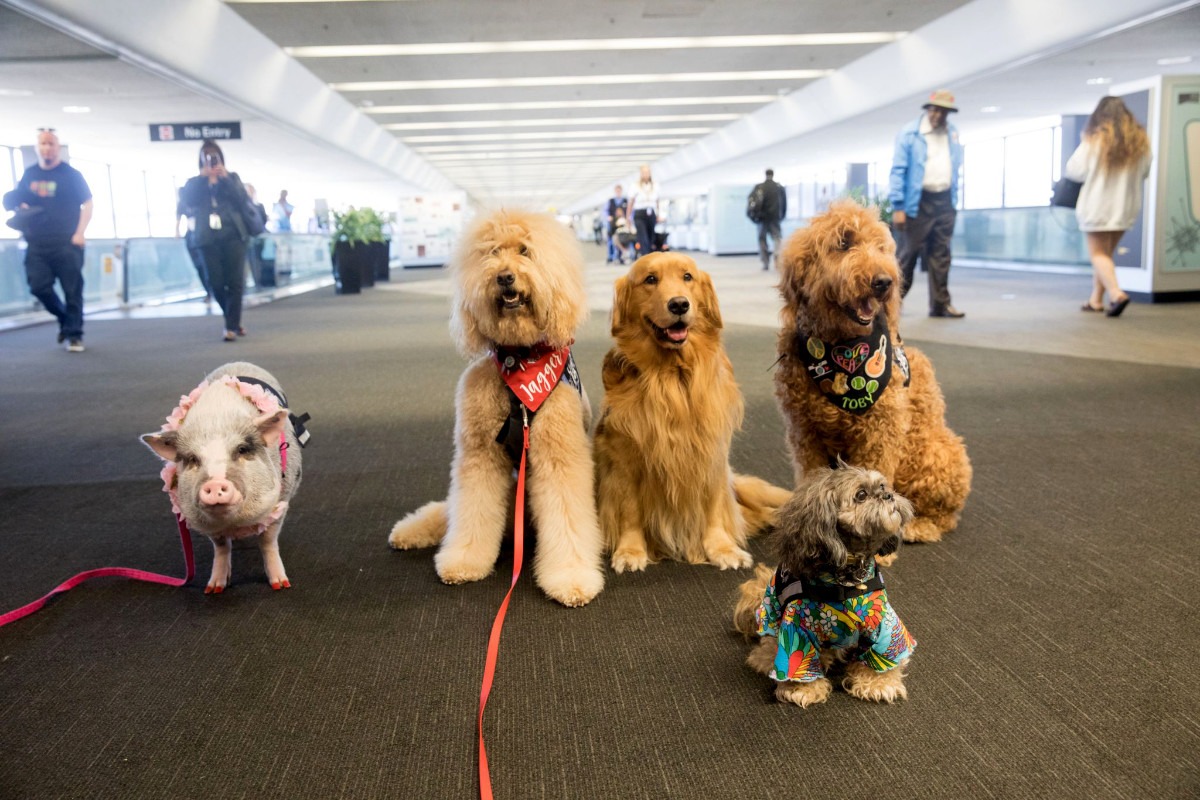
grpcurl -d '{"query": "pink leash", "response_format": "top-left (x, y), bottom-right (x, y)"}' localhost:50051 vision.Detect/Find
top-left (0, 515), bottom-right (195, 628)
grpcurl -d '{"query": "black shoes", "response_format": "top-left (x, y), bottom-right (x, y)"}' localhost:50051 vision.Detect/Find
top-left (929, 305), bottom-right (965, 318)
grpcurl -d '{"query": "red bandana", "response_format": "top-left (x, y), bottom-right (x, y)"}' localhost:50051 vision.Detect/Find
top-left (493, 343), bottom-right (571, 412)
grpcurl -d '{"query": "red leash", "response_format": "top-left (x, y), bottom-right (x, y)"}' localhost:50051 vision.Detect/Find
top-left (478, 409), bottom-right (529, 800)
top-left (0, 515), bottom-right (195, 628)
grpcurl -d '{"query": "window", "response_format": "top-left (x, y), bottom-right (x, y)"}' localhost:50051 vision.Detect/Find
top-left (963, 139), bottom-right (1004, 209)
top-left (1003, 128), bottom-right (1054, 207)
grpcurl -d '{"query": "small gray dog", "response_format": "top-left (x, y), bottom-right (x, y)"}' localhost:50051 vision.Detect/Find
top-left (142, 362), bottom-right (307, 594)
top-left (734, 465), bottom-right (915, 707)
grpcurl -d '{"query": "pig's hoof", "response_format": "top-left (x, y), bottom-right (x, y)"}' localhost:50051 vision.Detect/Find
top-left (270, 579), bottom-right (292, 591)
top-left (204, 584), bottom-right (225, 595)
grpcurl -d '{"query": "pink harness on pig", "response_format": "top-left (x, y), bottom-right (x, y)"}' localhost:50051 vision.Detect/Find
top-left (0, 377), bottom-right (291, 627)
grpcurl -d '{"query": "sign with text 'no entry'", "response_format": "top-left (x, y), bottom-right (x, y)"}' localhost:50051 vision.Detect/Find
top-left (149, 122), bottom-right (241, 142)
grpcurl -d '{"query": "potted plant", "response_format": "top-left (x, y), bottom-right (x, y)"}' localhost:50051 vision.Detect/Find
top-left (359, 208), bottom-right (395, 283)
top-left (331, 207), bottom-right (371, 294)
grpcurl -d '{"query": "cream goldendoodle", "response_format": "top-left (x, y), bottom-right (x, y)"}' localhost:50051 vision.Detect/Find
top-left (387, 210), bottom-right (604, 607)
top-left (775, 201), bottom-right (971, 543)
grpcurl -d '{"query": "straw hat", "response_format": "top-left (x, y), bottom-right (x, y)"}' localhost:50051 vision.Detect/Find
top-left (923, 89), bottom-right (958, 112)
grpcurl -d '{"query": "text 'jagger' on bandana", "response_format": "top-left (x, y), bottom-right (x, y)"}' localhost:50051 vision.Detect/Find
top-left (796, 317), bottom-right (910, 415)
top-left (493, 342), bottom-right (576, 412)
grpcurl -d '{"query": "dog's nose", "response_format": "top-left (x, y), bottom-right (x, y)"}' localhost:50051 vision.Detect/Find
top-left (871, 276), bottom-right (893, 297)
top-left (667, 297), bottom-right (690, 316)
top-left (496, 271), bottom-right (515, 288)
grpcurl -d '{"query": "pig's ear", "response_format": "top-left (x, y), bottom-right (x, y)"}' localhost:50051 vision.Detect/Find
top-left (255, 410), bottom-right (289, 447)
top-left (141, 431), bottom-right (177, 461)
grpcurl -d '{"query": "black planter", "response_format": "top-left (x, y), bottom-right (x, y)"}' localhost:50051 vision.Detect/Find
top-left (332, 241), bottom-right (364, 294)
top-left (370, 240), bottom-right (391, 281)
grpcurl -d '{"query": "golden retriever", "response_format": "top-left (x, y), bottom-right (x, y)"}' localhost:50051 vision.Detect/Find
top-left (387, 210), bottom-right (604, 607)
top-left (593, 252), bottom-right (791, 572)
top-left (775, 201), bottom-right (971, 543)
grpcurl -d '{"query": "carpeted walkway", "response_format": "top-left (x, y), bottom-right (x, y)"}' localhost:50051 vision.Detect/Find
top-left (1, 282), bottom-right (1197, 799)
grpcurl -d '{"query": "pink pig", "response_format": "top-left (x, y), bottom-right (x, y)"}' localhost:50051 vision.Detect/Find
top-left (141, 362), bottom-right (305, 594)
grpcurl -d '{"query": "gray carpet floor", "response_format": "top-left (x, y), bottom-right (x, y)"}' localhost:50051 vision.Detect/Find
top-left (1, 281), bottom-right (1197, 799)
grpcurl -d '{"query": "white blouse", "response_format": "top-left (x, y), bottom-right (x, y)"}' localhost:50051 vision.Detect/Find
top-left (629, 180), bottom-right (659, 213)
top-left (1064, 137), bottom-right (1152, 233)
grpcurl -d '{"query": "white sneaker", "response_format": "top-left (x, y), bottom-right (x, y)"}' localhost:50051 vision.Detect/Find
top-left (67, 338), bottom-right (85, 352)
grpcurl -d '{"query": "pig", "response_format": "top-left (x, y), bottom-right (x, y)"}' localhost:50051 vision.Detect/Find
top-left (141, 362), bottom-right (304, 594)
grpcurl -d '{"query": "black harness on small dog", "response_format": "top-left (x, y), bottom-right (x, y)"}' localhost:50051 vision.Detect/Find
top-left (773, 563), bottom-right (886, 605)
top-left (235, 376), bottom-right (312, 448)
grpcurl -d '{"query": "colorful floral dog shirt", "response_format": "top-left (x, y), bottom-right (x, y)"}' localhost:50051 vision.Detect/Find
top-left (755, 562), bottom-right (915, 683)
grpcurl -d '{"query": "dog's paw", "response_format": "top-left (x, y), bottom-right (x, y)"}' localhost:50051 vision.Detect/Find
top-left (388, 502), bottom-right (448, 550)
top-left (706, 542), bottom-right (753, 570)
top-left (775, 678), bottom-right (832, 708)
top-left (874, 552), bottom-right (899, 568)
top-left (903, 517), bottom-right (945, 544)
top-left (434, 549), bottom-right (495, 584)
top-left (746, 638), bottom-right (778, 676)
top-left (538, 566), bottom-right (604, 607)
top-left (611, 546), bottom-right (651, 573)
top-left (843, 662), bottom-right (908, 703)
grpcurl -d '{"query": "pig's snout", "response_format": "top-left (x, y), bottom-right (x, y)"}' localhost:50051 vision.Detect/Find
top-left (200, 478), bottom-right (243, 507)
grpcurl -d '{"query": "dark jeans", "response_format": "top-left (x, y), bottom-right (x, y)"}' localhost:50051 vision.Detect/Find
top-left (633, 209), bottom-right (656, 258)
top-left (25, 241), bottom-right (85, 339)
top-left (757, 219), bottom-right (782, 268)
top-left (898, 189), bottom-right (956, 312)
top-left (184, 236), bottom-right (210, 296)
top-left (200, 234), bottom-right (247, 332)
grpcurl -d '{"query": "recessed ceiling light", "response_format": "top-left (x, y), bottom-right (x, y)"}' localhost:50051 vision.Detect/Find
top-left (1157, 56), bottom-right (1193, 66)
top-left (980, 106), bottom-right (1000, 113)
top-left (62, 105), bottom-right (91, 113)
top-left (0, 88), bottom-right (34, 97)
top-left (1086, 77), bottom-right (1112, 85)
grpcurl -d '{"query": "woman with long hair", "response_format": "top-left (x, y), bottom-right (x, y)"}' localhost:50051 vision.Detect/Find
top-left (1064, 96), bottom-right (1153, 317)
top-left (179, 139), bottom-right (255, 340)
top-left (626, 164), bottom-right (659, 259)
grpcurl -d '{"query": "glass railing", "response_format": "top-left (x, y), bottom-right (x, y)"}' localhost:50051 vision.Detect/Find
top-left (952, 207), bottom-right (1089, 267)
top-left (1, 234), bottom-right (333, 324)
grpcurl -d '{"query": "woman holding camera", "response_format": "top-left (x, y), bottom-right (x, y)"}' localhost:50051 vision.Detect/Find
top-left (179, 139), bottom-right (255, 341)
top-left (1064, 97), bottom-right (1152, 317)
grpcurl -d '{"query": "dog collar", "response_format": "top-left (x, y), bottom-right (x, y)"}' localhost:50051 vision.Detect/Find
top-left (796, 317), bottom-right (910, 415)
top-left (774, 562), bottom-right (886, 605)
top-left (492, 342), bottom-right (579, 413)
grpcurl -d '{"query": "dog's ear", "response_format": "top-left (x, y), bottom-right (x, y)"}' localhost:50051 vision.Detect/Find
top-left (877, 533), bottom-right (902, 558)
top-left (773, 473), bottom-right (847, 576)
top-left (696, 270), bottom-right (723, 330)
top-left (610, 275), bottom-right (630, 338)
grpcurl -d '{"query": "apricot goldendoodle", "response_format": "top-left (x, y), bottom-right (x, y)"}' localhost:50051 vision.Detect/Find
top-left (774, 201), bottom-right (971, 543)
top-left (387, 210), bottom-right (604, 607)
top-left (593, 253), bottom-right (790, 572)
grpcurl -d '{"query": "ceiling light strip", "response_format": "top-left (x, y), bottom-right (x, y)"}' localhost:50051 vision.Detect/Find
top-left (383, 113), bottom-right (739, 131)
top-left (401, 128), bottom-right (714, 144)
top-left (287, 32), bottom-right (905, 58)
top-left (333, 70), bottom-right (829, 92)
top-left (414, 140), bottom-right (693, 153)
top-left (364, 95), bottom-right (777, 114)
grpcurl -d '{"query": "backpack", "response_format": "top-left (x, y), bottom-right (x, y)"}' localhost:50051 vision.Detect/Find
top-left (746, 184), bottom-right (766, 223)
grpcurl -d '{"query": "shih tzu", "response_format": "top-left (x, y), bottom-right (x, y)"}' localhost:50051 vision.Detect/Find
top-left (733, 465), bottom-right (916, 707)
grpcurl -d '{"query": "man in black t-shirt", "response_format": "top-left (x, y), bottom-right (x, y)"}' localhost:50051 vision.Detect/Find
top-left (3, 129), bottom-right (93, 351)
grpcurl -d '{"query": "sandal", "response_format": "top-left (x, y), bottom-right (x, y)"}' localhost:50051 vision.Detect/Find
top-left (1105, 296), bottom-right (1131, 318)
top-left (1080, 303), bottom-right (1104, 312)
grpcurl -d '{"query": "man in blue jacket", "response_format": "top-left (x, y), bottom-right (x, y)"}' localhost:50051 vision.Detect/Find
top-left (888, 89), bottom-right (965, 318)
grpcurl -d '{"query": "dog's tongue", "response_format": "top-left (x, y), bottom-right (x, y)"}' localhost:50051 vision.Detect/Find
top-left (856, 299), bottom-right (875, 322)
top-left (666, 324), bottom-right (688, 342)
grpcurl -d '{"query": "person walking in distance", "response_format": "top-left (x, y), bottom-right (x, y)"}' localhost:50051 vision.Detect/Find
top-left (1064, 96), bottom-right (1152, 318)
top-left (889, 89), bottom-right (965, 318)
top-left (605, 184), bottom-right (629, 264)
top-left (749, 168), bottom-right (787, 271)
top-left (2, 128), bottom-right (93, 352)
top-left (627, 165), bottom-right (659, 259)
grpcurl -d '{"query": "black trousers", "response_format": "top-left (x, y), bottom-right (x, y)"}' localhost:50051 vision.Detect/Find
top-left (633, 209), bottom-right (656, 257)
top-left (25, 241), bottom-right (85, 339)
top-left (200, 233), bottom-right (247, 332)
top-left (898, 189), bottom-right (956, 312)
